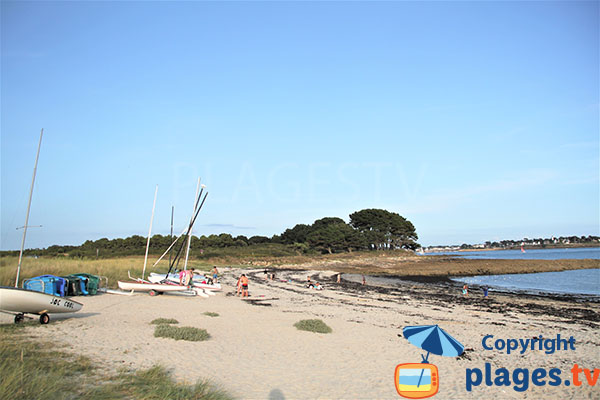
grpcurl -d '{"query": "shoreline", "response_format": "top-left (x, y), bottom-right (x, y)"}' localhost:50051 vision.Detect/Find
top-left (274, 266), bottom-right (600, 303)
top-left (272, 256), bottom-right (599, 278)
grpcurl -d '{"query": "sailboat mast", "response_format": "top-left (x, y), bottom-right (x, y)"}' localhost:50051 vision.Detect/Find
top-left (169, 206), bottom-right (174, 266)
top-left (142, 185), bottom-right (158, 280)
top-left (15, 129), bottom-right (44, 288)
top-left (183, 178), bottom-right (201, 270)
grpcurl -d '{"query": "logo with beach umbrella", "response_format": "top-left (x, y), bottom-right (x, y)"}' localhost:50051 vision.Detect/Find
top-left (395, 325), bottom-right (465, 399)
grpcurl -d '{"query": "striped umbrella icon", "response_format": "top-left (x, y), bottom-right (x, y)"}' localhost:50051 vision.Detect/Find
top-left (402, 325), bottom-right (465, 387)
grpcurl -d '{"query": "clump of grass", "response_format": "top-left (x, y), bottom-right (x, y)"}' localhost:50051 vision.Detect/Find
top-left (203, 312), bottom-right (219, 317)
top-left (154, 325), bottom-right (210, 342)
top-left (150, 318), bottom-right (179, 325)
top-left (0, 324), bottom-right (95, 400)
top-left (1, 322), bottom-right (230, 399)
top-left (93, 364), bottom-right (233, 400)
top-left (294, 319), bottom-right (332, 334)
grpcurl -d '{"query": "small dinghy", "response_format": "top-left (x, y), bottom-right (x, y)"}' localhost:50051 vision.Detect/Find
top-left (0, 286), bottom-right (83, 324)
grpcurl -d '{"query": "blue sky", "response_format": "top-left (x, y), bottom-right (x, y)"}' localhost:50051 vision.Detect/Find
top-left (1, 1), bottom-right (598, 250)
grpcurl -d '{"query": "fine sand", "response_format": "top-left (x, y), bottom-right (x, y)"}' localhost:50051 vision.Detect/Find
top-left (4, 268), bottom-right (599, 399)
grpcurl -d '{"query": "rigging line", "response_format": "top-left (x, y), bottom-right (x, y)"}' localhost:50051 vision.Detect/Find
top-left (165, 192), bottom-right (208, 277)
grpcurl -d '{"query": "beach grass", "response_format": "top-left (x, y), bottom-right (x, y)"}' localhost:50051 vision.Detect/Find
top-left (87, 365), bottom-right (233, 400)
top-left (0, 256), bottom-right (215, 288)
top-left (294, 319), bottom-right (332, 334)
top-left (0, 322), bottom-right (95, 399)
top-left (203, 312), bottom-right (219, 317)
top-left (0, 322), bottom-right (230, 399)
top-left (151, 318), bottom-right (179, 325)
top-left (154, 325), bottom-right (211, 341)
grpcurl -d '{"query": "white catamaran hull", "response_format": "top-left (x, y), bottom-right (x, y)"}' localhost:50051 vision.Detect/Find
top-left (117, 280), bottom-right (190, 293)
top-left (148, 273), bottom-right (222, 291)
top-left (0, 286), bottom-right (83, 314)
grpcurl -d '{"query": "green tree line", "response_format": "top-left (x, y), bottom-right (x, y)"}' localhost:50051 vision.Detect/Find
top-left (3, 208), bottom-right (418, 258)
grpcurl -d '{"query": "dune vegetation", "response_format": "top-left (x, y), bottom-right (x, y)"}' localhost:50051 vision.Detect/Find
top-left (0, 323), bottom-right (231, 400)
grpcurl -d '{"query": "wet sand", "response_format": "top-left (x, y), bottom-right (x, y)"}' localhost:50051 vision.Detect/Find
top-left (3, 267), bottom-right (599, 399)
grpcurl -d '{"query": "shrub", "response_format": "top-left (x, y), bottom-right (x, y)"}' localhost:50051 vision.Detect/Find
top-left (293, 319), bottom-right (332, 334)
top-left (151, 318), bottom-right (179, 325)
top-left (203, 312), bottom-right (219, 317)
top-left (154, 325), bottom-right (210, 341)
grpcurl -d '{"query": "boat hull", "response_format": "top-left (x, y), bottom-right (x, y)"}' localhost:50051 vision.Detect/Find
top-left (148, 273), bottom-right (222, 291)
top-left (0, 286), bottom-right (83, 314)
top-left (117, 280), bottom-right (189, 292)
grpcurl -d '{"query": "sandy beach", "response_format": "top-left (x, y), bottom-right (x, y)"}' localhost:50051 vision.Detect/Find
top-left (4, 268), bottom-right (599, 399)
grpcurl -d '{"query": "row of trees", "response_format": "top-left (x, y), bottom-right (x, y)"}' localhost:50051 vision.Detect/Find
top-left (5, 208), bottom-right (418, 258)
top-left (280, 209), bottom-right (418, 253)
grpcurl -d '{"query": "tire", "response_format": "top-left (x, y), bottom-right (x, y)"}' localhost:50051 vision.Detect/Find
top-left (149, 290), bottom-right (157, 296)
top-left (14, 314), bottom-right (24, 324)
top-left (40, 313), bottom-right (50, 324)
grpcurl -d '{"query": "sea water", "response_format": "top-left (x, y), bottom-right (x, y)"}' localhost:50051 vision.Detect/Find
top-left (343, 247), bottom-right (600, 296)
top-left (452, 268), bottom-right (600, 296)
top-left (431, 247), bottom-right (600, 260)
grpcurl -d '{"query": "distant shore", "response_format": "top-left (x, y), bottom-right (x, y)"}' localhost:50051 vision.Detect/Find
top-left (425, 243), bottom-right (600, 253)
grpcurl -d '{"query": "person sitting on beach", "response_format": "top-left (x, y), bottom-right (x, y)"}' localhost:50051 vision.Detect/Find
top-left (306, 276), bottom-right (315, 289)
top-left (240, 274), bottom-right (249, 298)
top-left (462, 284), bottom-right (469, 297)
top-left (315, 282), bottom-right (323, 290)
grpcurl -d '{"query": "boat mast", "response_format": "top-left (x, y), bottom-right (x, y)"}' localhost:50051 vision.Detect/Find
top-left (142, 185), bottom-right (158, 280)
top-left (169, 206), bottom-right (174, 266)
top-left (183, 178), bottom-right (201, 270)
top-left (15, 129), bottom-right (44, 287)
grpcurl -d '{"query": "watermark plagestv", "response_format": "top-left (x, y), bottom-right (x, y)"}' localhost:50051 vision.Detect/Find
top-left (466, 334), bottom-right (599, 393)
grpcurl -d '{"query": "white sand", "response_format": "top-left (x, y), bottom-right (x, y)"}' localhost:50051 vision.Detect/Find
top-left (4, 268), bottom-right (598, 399)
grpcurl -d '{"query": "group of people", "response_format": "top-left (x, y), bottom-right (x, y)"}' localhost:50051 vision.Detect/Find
top-left (462, 284), bottom-right (489, 298)
top-left (263, 269), bottom-right (276, 281)
top-left (177, 266), bottom-right (220, 286)
top-left (306, 276), bottom-right (323, 290)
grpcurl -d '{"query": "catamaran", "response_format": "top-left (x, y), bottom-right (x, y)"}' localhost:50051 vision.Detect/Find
top-left (147, 272), bottom-right (222, 291)
top-left (116, 179), bottom-right (210, 297)
top-left (117, 280), bottom-right (191, 296)
top-left (0, 129), bottom-right (83, 324)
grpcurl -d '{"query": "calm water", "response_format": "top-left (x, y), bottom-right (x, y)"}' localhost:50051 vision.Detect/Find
top-left (429, 247), bottom-right (600, 260)
top-left (452, 268), bottom-right (600, 296)
top-left (343, 247), bottom-right (600, 296)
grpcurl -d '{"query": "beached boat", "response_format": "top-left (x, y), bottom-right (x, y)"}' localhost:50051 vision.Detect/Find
top-left (0, 287), bottom-right (83, 322)
top-left (0, 286), bottom-right (83, 324)
top-left (1, 129), bottom-right (83, 324)
top-left (148, 272), bottom-right (222, 291)
top-left (117, 280), bottom-right (192, 296)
